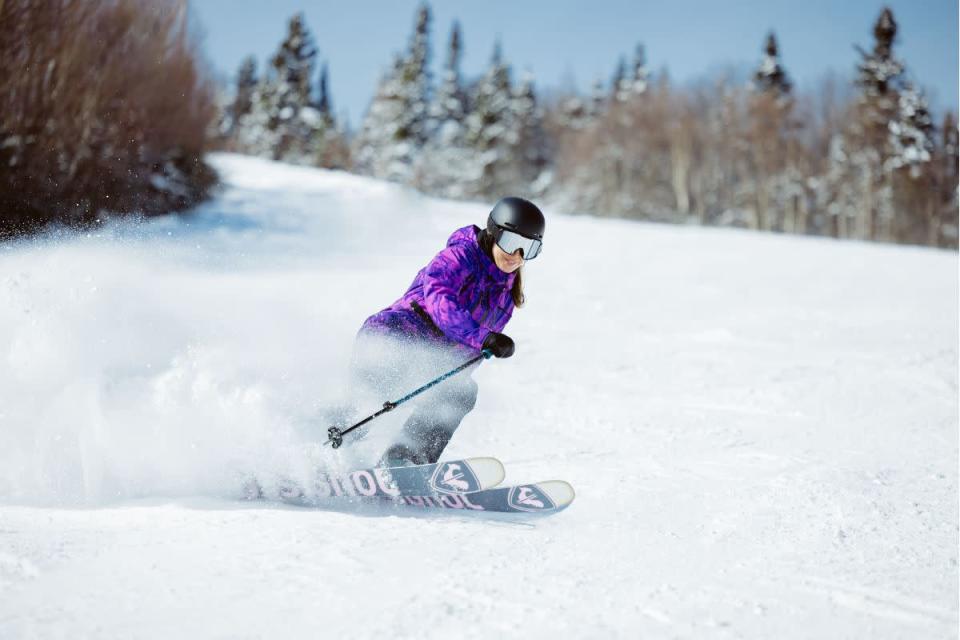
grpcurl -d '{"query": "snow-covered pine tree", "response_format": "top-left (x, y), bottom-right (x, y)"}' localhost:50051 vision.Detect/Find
top-left (461, 40), bottom-right (516, 197)
top-left (218, 56), bottom-right (257, 143)
top-left (886, 82), bottom-right (934, 176)
top-left (313, 62), bottom-right (351, 169)
top-left (317, 62), bottom-right (334, 126)
top-left (461, 58), bottom-right (547, 199)
top-left (611, 57), bottom-right (627, 102)
top-left (588, 77), bottom-right (607, 119)
top-left (850, 7), bottom-right (904, 239)
top-left (752, 33), bottom-right (791, 98)
top-left (429, 21), bottom-right (467, 129)
top-left (856, 8), bottom-right (903, 101)
top-left (233, 13), bottom-right (327, 165)
top-left (352, 54), bottom-right (405, 177)
top-left (234, 57), bottom-right (259, 123)
top-left (508, 71), bottom-right (550, 195)
top-left (269, 13), bottom-right (325, 163)
top-left (835, 6), bottom-right (936, 242)
top-left (628, 44), bottom-right (650, 97)
top-left (415, 20), bottom-right (473, 197)
top-left (556, 93), bottom-right (591, 132)
top-left (822, 7), bottom-right (901, 240)
top-left (353, 3), bottom-right (432, 181)
top-left (612, 45), bottom-right (649, 103)
top-left (746, 31), bottom-right (799, 232)
top-left (885, 81), bottom-right (938, 243)
top-left (400, 2), bottom-right (432, 144)
top-left (229, 67), bottom-right (268, 155)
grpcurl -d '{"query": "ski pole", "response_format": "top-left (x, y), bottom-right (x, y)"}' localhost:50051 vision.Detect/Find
top-left (324, 349), bottom-right (493, 449)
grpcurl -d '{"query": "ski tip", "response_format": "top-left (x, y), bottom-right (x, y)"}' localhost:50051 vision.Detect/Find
top-left (462, 457), bottom-right (506, 490)
top-left (538, 480), bottom-right (576, 508)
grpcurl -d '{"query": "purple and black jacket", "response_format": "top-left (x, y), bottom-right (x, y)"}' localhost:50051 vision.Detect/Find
top-left (360, 225), bottom-right (516, 354)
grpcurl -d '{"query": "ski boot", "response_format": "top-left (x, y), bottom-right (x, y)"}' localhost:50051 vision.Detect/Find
top-left (380, 443), bottom-right (428, 468)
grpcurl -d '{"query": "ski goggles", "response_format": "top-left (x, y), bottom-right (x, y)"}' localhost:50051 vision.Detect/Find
top-left (493, 227), bottom-right (542, 260)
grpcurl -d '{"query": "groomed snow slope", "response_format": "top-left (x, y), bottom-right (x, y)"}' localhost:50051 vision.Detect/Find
top-left (0, 153), bottom-right (956, 638)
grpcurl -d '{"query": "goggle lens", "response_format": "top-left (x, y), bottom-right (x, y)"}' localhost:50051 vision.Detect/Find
top-left (495, 228), bottom-right (542, 260)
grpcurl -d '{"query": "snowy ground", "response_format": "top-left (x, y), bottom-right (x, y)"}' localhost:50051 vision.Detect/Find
top-left (0, 153), bottom-right (957, 639)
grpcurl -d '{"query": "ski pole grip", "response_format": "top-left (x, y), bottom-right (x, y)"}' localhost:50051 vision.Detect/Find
top-left (481, 349), bottom-right (493, 360)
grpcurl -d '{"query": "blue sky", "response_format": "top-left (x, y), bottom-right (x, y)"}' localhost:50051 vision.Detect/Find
top-left (191, 0), bottom-right (958, 127)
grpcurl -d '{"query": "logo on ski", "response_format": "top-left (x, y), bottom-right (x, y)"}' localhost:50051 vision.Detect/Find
top-left (507, 485), bottom-right (556, 512)
top-left (429, 460), bottom-right (481, 495)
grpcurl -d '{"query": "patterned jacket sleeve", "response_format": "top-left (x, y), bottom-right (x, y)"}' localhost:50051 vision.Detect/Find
top-left (421, 245), bottom-right (490, 350)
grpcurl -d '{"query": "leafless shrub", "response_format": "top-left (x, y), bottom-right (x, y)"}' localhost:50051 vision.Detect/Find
top-left (0, 0), bottom-right (218, 238)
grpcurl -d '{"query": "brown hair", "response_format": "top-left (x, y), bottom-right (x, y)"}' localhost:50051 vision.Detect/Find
top-left (511, 268), bottom-right (526, 308)
top-left (478, 229), bottom-right (525, 308)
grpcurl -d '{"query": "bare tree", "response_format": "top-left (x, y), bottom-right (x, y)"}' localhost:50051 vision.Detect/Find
top-left (0, 0), bottom-right (217, 237)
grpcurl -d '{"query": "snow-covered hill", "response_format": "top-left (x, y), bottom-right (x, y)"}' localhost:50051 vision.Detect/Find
top-left (0, 153), bottom-right (956, 638)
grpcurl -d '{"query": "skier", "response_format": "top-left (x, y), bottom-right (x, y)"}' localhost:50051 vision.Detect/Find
top-left (346, 197), bottom-right (545, 467)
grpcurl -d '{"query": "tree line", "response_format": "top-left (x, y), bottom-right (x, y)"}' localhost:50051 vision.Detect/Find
top-left (1, 2), bottom-right (955, 248)
top-left (548, 10), bottom-right (957, 247)
top-left (220, 4), bottom-right (957, 249)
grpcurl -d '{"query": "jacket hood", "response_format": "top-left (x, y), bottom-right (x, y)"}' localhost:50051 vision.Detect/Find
top-left (445, 225), bottom-right (482, 249)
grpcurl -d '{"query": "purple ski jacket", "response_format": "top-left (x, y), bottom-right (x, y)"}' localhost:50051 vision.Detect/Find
top-left (360, 225), bottom-right (516, 352)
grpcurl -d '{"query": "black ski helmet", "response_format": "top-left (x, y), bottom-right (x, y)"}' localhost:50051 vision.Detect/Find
top-left (486, 197), bottom-right (545, 241)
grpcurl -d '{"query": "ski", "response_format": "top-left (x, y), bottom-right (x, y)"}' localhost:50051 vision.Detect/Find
top-left (388, 480), bottom-right (575, 515)
top-left (273, 457), bottom-right (505, 505)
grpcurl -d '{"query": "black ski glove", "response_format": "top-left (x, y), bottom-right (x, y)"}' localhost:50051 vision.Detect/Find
top-left (482, 332), bottom-right (515, 359)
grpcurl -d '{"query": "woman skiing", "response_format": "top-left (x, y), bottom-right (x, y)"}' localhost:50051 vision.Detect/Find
top-left (347, 197), bottom-right (545, 467)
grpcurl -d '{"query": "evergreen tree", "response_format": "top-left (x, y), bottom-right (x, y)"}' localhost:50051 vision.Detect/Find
top-left (463, 40), bottom-right (515, 196)
top-left (214, 55), bottom-right (257, 144)
top-left (509, 72), bottom-right (550, 193)
top-left (430, 20), bottom-right (467, 129)
top-left (556, 68), bottom-right (594, 131)
top-left (416, 20), bottom-right (472, 197)
top-left (317, 62), bottom-right (333, 124)
top-left (845, 7), bottom-right (935, 241)
top-left (611, 56), bottom-right (627, 101)
top-left (612, 45), bottom-right (649, 102)
top-left (313, 62), bottom-right (351, 169)
top-left (231, 56), bottom-right (258, 127)
top-left (268, 13), bottom-right (322, 162)
top-left (824, 7), bottom-right (908, 240)
top-left (588, 77), bottom-right (606, 118)
top-left (887, 83), bottom-right (934, 175)
top-left (558, 94), bottom-right (590, 130)
top-left (271, 13), bottom-right (317, 110)
top-left (455, 40), bottom-right (550, 198)
top-left (629, 44), bottom-right (650, 97)
top-left (746, 31), bottom-right (797, 231)
top-left (398, 2), bottom-right (432, 144)
top-left (353, 54), bottom-right (406, 177)
top-left (753, 32), bottom-right (791, 98)
top-left (353, 3), bottom-right (433, 181)
top-left (232, 13), bottom-right (326, 164)
top-left (855, 8), bottom-right (902, 99)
